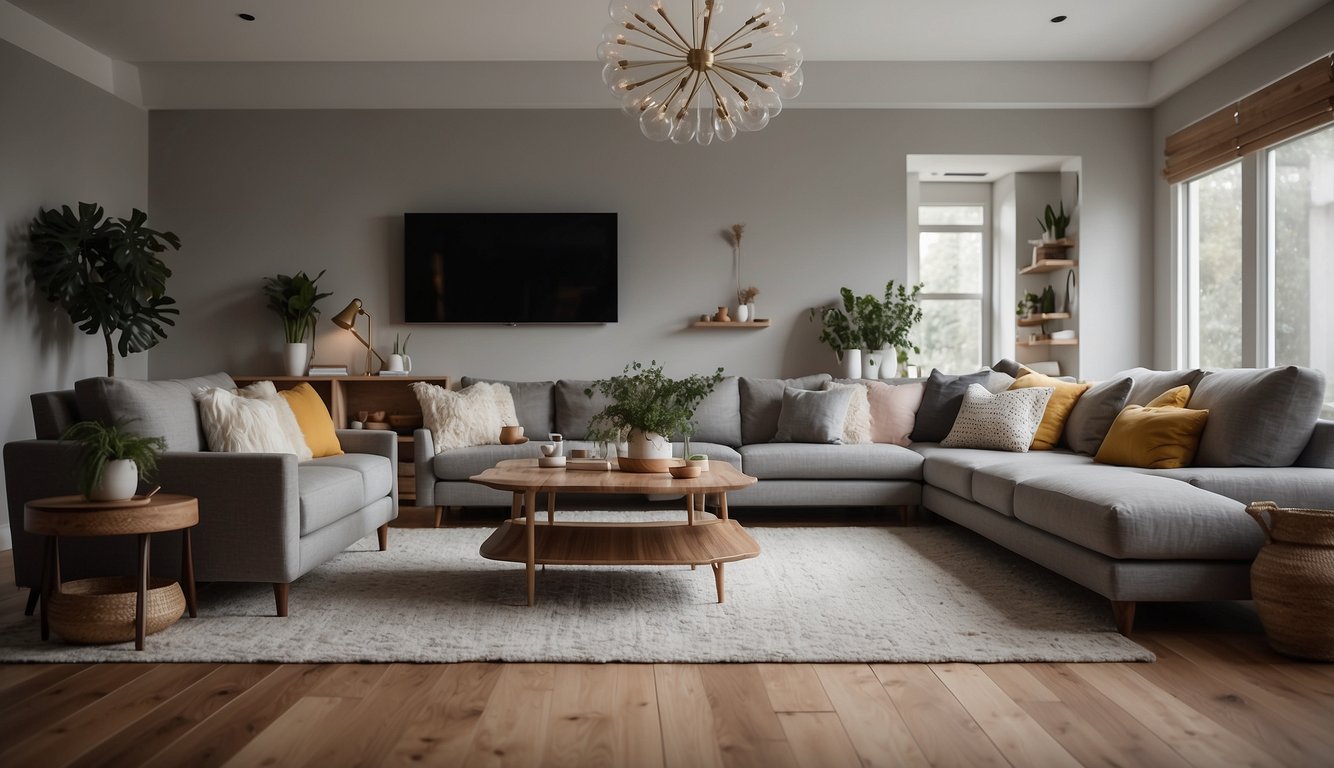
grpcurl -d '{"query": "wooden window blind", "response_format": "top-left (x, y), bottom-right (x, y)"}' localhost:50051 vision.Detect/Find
top-left (1163, 54), bottom-right (1334, 184)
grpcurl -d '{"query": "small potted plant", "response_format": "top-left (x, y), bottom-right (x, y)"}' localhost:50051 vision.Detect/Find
top-left (809, 288), bottom-right (863, 378)
top-left (263, 270), bottom-right (333, 376)
top-left (1037, 201), bottom-right (1071, 242)
top-left (585, 361), bottom-right (724, 473)
top-left (61, 420), bottom-right (166, 501)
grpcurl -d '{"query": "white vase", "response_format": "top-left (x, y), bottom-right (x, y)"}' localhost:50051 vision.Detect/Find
top-left (285, 342), bottom-right (308, 377)
top-left (746, 301), bottom-right (756, 320)
top-left (626, 429), bottom-right (673, 460)
top-left (841, 349), bottom-right (862, 380)
top-left (878, 348), bottom-right (896, 380)
top-left (89, 459), bottom-right (138, 501)
top-left (862, 350), bottom-right (882, 380)
top-left (735, 303), bottom-right (750, 322)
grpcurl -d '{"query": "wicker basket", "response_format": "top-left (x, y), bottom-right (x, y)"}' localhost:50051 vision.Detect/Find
top-left (48, 576), bottom-right (185, 645)
top-left (1247, 501), bottom-right (1334, 660)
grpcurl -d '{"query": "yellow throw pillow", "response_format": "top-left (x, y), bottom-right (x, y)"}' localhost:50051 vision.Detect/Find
top-left (1095, 404), bottom-right (1209, 469)
top-left (1009, 373), bottom-right (1091, 450)
top-left (1146, 384), bottom-right (1191, 408)
top-left (278, 383), bottom-right (343, 458)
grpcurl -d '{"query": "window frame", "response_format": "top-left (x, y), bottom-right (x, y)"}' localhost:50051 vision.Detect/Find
top-left (914, 196), bottom-right (992, 372)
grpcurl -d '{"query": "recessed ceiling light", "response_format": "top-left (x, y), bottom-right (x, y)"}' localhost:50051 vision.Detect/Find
top-left (237, 13), bottom-right (256, 21)
top-left (1050, 15), bottom-right (1067, 23)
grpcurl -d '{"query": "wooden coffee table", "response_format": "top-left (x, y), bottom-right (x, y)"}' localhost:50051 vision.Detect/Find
top-left (471, 459), bottom-right (759, 606)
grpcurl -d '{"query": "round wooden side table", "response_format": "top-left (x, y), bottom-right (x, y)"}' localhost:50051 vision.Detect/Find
top-left (24, 494), bottom-right (199, 650)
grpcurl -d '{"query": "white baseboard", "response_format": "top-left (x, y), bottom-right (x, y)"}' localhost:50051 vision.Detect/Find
top-left (0, 523), bottom-right (10, 551)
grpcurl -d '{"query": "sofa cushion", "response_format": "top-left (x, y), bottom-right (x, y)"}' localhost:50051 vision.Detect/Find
top-left (1063, 377), bottom-right (1133, 455)
top-left (461, 378), bottom-right (555, 439)
top-left (1144, 466), bottom-right (1334, 510)
top-left (1117, 367), bottom-right (1206, 406)
top-left (414, 381), bottom-right (505, 452)
top-left (911, 445), bottom-right (1004, 502)
top-left (690, 376), bottom-right (742, 447)
top-left (74, 372), bottom-right (236, 452)
top-left (1012, 467), bottom-right (1263, 560)
top-left (1009, 373), bottom-right (1089, 450)
top-left (555, 379), bottom-right (612, 439)
top-left (941, 384), bottom-right (1051, 453)
top-left (970, 451), bottom-right (1099, 516)
top-left (739, 374), bottom-right (832, 445)
top-left (306, 453), bottom-right (394, 508)
top-left (738, 443), bottom-right (923, 480)
top-left (1298, 420), bottom-right (1334, 469)
top-left (433, 443), bottom-right (547, 480)
top-left (910, 369), bottom-right (993, 443)
top-left (296, 465), bottom-right (366, 535)
top-left (194, 387), bottom-right (296, 455)
top-left (1095, 401), bottom-right (1209, 470)
top-left (278, 382), bottom-right (343, 458)
top-left (772, 387), bottom-right (854, 444)
top-left (1186, 365), bottom-right (1327, 468)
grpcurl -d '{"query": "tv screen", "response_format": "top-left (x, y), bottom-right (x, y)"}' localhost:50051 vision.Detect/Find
top-left (404, 213), bottom-right (618, 324)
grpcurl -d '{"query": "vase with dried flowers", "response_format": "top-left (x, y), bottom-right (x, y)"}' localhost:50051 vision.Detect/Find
top-left (738, 285), bottom-right (759, 322)
top-left (727, 223), bottom-right (747, 317)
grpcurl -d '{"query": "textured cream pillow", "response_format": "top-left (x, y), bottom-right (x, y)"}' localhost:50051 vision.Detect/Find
top-left (478, 382), bottom-right (520, 428)
top-left (940, 384), bottom-right (1053, 452)
top-left (194, 387), bottom-right (297, 454)
top-left (412, 381), bottom-right (504, 453)
top-left (234, 380), bottom-right (313, 461)
top-left (822, 381), bottom-right (872, 444)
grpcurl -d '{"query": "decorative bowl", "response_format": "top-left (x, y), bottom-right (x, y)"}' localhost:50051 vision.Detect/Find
top-left (668, 465), bottom-right (702, 479)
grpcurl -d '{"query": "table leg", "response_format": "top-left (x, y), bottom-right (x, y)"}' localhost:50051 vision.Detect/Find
top-left (39, 535), bottom-right (56, 640)
top-left (687, 492), bottom-right (695, 526)
top-left (713, 562), bottom-right (725, 603)
top-left (182, 528), bottom-right (198, 619)
top-left (720, 493), bottom-right (729, 520)
top-left (136, 533), bottom-right (150, 651)
top-left (547, 492), bottom-right (555, 525)
top-left (525, 488), bottom-right (537, 606)
top-left (511, 493), bottom-right (521, 520)
top-left (24, 588), bottom-right (38, 616)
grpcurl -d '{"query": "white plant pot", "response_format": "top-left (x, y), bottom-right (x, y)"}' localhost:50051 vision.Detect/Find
top-left (862, 351), bottom-right (882, 380)
top-left (735, 303), bottom-right (750, 322)
top-left (746, 301), bottom-right (756, 320)
top-left (285, 342), bottom-right (308, 377)
top-left (626, 429), bottom-right (673, 460)
top-left (841, 349), bottom-right (862, 380)
top-left (878, 348), bottom-right (896, 379)
top-left (89, 459), bottom-right (138, 501)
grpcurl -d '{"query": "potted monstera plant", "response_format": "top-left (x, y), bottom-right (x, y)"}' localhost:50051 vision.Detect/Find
top-left (585, 361), bottom-right (724, 473)
top-left (27, 203), bottom-right (182, 376)
top-left (263, 270), bottom-right (332, 376)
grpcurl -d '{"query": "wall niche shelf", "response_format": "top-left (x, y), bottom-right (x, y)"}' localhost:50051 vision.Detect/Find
top-left (690, 319), bottom-right (771, 328)
top-left (1017, 338), bottom-right (1079, 347)
top-left (1016, 312), bottom-right (1071, 327)
top-left (1019, 259), bottom-right (1078, 275)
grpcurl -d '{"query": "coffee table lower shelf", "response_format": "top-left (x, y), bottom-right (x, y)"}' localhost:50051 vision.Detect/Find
top-left (479, 519), bottom-right (760, 603)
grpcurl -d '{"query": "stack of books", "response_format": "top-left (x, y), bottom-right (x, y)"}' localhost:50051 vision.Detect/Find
top-left (308, 363), bottom-right (349, 376)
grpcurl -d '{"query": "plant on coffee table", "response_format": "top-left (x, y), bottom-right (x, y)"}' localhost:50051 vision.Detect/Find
top-left (585, 361), bottom-right (724, 468)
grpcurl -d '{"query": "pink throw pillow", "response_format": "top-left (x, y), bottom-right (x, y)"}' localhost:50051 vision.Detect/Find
top-left (838, 379), bottom-right (924, 446)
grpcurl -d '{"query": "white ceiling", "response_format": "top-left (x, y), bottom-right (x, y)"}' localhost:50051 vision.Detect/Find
top-left (3, 0), bottom-right (1330, 109)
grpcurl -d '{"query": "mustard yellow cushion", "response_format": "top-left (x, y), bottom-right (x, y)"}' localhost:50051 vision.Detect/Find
top-left (1009, 373), bottom-right (1091, 450)
top-left (1146, 384), bottom-right (1191, 408)
top-left (278, 383), bottom-right (343, 458)
top-left (1094, 403), bottom-right (1209, 469)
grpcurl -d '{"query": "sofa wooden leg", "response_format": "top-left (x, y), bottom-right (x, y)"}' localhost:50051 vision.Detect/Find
top-left (377, 524), bottom-right (389, 551)
top-left (273, 583), bottom-right (289, 617)
top-left (1113, 600), bottom-right (1136, 635)
top-left (24, 588), bottom-right (39, 616)
top-left (434, 506), bottom-right (444, 528)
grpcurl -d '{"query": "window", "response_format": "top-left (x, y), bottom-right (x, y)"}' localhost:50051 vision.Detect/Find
top-left (1185, 162), bottom-right (1244, 369)
top-left (917, 203), bottom-right (988, 373)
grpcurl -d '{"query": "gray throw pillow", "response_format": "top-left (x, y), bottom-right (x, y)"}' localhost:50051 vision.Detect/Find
top-left (1188, 365), bottom-right (1327, 467)
top-left (74, 372), bottom-right (236, 452)
top-left (554, 379), bottom-right (612, 439)
top-left (1116, 367), bottom-right (1206, 406)
top-left (1063, 376), bottom-right (1133, 455)
top-left (461, 377), bottom-right (555, 438)
top-left (739, 374), bottom-right (833, 444)
top-left (909, 369), bottom-right (993, 443)
top-left (689, 376), bottom-right (742, 447)
top-left (990, 358), bottom-right (1026, 377)
top-left (771, 387), bottom-right (855, 444)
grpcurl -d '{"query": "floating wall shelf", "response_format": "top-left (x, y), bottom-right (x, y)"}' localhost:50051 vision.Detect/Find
top-left (690, 319), bottom-right (771, 328)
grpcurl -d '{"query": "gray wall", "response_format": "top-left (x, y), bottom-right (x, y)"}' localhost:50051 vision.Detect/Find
top-left (1151, 3), bottom-right (1334, 368)
top-left (147, 107), bottom-right (1153, 384)
top-left (0, 40), bottom-right (149, 549)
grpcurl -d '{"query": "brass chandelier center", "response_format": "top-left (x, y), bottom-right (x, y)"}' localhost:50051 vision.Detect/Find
top-left (687, 48), bottom-right (714, 72)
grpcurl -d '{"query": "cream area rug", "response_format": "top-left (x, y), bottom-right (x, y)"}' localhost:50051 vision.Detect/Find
top-left (0, 519), bottom-right (1152, 663)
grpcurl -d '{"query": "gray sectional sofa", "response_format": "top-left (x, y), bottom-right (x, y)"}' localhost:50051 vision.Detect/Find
top-left (418, 368), bottom-right (1334, 632)
top-left (4, 373), bottom-right (398, 616)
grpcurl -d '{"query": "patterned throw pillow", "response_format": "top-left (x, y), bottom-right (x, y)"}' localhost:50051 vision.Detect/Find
top-left (940, 384), bottom-right (1054, 452)
top-left (822, 381), bottom-right (872, 444)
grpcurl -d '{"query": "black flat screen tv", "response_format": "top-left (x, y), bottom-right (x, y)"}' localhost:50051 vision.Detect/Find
top-left (404, 212), bottom-right (618, 324)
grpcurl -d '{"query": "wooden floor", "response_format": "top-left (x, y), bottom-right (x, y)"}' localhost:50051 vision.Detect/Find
top-left (3, 508), bottom-right (1334, 768)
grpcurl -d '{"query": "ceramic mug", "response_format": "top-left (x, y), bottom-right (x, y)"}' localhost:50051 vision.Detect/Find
top-left (500, 425), bottom-right (524, 445)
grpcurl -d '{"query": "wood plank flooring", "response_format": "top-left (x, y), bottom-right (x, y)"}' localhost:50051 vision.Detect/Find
top-left (4, 508), bottom-right (1334, 767)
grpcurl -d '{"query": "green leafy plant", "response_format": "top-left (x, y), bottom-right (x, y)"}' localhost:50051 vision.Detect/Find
top-left (809, 288), bottom-right (862, 361)
top-left (61, 420), bottom-right (166, 498)
top-left (1037, 201), bottom-right (1071, 239)
top-left (813, 281), bottom-right (923, 366)
top-left (27, 202), bottom-right (183, 376)
top-left (393, 332), bottom-right (411, 355)
top-left (263, 270), bottom-right (332, 344)
top-left (1023, 291), bottom-right (1043, 316)
top-left (585, 361), bottom-right (725, 440)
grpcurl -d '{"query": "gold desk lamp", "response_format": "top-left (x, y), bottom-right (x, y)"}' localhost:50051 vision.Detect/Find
top-left (332, 298), bottom-right (386, 375)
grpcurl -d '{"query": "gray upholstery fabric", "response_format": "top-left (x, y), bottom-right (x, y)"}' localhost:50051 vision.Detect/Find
top-left (298, 465), bottom-right (366, 535)
top-left (729, 479), bottom-right (922, 507)
top-left (1145, 466), bottom-right (1334, 509)
top-left (971, 451), bottom-right (1098, 516)
top-left (1187, 365), bottom-right (1327, 467)
top-left (74, 372), bottom-right (236, 451)
top-left (912, 445), bottom-right (994, 502)
top-left (306, 453), bottom-right (394, 508)
top-left (690, 376), bottom-right (742, 447)
top-left (738, 443), bottom-right (923, 480)
top-left (30, 390), bottom-right (78, 439)
top-left (434, 443), bottom-right (547, 480)
top-left (910, 369), bottom-right (993, 443)
top-left (298, 496), bottom-right (394, 576)
top-left (461, 377), bottom-right (555, 438)
top-left (1063, 376), bottom-right (1133, 455)
top-left (1116, 367), bottom-right (1206, 406)
top-left (1298, 420), bottom-right (1334, 469)
top-left (333, 428), bottom-right (397, 463)
top-left (739, 374), bottom-right (832, 445)
top-left (772, 386), bottom-right (854, 444)
top-left (555, 379), bottom-right (611, 439)
top-left (1012, 467), bottom-right (1263, 560)
top-left (670, 441), bottom-right (743, 469)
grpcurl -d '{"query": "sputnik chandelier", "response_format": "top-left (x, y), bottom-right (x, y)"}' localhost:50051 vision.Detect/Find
top-left (597, 1), bottom-right (803, 145)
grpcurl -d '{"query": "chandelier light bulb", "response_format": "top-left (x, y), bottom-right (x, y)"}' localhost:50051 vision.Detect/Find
top-left (596, 0), bottom-right (803, 145)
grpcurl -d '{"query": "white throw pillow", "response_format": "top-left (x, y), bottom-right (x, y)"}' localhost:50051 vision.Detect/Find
top-left (412, 381), bottom-right (504, 453)
top-left (940, 384), bottom-right (1053, 452)
top-left (481, 382), bottom-right (520, 428)
top-left (233, 380), bottom-right (313, 461)
top-left (822, 381), bottom-right (872, 444)
top-left (194, 387), bottom-right (298, 454)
